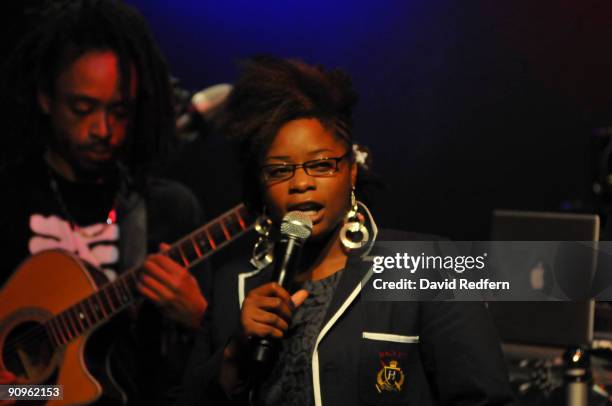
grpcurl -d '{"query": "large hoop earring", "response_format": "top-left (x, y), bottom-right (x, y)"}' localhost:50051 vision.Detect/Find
top-left (339, 189), bottom-right (370, 251)
top-left (250, 209), bottom-right (274, 268)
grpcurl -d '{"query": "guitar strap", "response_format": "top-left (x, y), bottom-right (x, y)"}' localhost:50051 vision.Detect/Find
top-left (118, 193), bottom-right (147, 271)
top-left (117, 168), bottom-right (148, 272)
top-left (109, 170), bottom-right (149, 404)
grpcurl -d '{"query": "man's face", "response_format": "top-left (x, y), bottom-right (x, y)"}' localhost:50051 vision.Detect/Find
top-left (39, 50), bottom-right (136, 176)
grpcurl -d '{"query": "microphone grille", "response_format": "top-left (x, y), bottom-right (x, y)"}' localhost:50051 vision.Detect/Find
top-left (280, 211), bottom-right (313, 241)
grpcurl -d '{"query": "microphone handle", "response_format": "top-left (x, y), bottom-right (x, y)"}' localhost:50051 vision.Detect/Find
top-left (272, 237), bottom-right (302, 289)
top-left (251, 237), bottom-right (303, 369)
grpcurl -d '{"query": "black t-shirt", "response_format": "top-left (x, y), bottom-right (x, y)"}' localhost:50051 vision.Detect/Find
top-left (0, 155), bottom-right (203, 282)
top-left (1, 156), bottom-right (124, 283)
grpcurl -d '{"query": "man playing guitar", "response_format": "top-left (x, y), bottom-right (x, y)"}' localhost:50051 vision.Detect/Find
top-left (0, 1), bottom-right (207, 404)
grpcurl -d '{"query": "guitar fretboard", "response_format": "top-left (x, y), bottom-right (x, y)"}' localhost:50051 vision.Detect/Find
top-left (44, 203), bottom-right (254, 347)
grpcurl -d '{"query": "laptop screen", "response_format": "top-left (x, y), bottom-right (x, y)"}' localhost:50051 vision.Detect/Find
top-left (487, 210), bottom-right (599, 347)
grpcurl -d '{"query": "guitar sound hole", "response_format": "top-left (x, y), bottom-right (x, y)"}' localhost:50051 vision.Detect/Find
top-left (2, 321), bottom-right (55, 382)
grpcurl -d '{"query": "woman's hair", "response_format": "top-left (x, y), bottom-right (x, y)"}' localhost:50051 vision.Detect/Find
top-left (217, 55), bottom-right (359, 211)
top-left (1, 0), bottom-right (175, 178)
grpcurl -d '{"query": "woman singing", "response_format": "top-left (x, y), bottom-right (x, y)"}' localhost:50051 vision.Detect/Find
top-left (178, 56), bottom-right (515, 406)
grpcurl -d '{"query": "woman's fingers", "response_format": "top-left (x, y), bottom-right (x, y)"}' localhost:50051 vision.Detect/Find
top-left (241, 282), bottom-right (308, 339)
top-left (254, 295), bottom-right (293, 321)
top-left (251, 307), bottom-right (289, 332)
top-left (291, 289), bottom-right (309, 308)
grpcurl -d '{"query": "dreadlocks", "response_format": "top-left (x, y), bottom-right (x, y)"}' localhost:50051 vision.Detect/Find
top-left (1, 0), bottom-right (174, 177)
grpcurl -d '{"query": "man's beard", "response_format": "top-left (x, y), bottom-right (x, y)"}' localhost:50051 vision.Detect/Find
top-left (71, 149), bottom-right (121, 182)
top-left (51, 139), bottom-right (121, 183)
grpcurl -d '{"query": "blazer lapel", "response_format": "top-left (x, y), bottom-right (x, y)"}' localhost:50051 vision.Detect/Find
top-left (320, 254), bottom-right (371, 328)
top-left (237, 265), bottom-right (273, 307)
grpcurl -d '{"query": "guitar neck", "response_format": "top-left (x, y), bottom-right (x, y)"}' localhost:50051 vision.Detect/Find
top-left (45, 203), bottom-right (254, 347)
top-left (160, 203), bottom-right (253, 269)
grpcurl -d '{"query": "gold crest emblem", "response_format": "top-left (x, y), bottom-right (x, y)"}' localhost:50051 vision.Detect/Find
top-left (376, 359), bottom-right (405, 393)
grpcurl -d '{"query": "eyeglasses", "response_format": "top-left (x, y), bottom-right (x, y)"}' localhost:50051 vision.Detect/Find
top-left (261, 152), bottom-right (350, 182)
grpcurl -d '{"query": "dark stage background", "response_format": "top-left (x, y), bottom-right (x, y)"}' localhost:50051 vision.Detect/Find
top-left (3, 1), bottom-right (612, 240)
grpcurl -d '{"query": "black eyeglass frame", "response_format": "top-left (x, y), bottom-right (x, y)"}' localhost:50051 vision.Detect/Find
top-left (260, 151), bottom-right (351, 183)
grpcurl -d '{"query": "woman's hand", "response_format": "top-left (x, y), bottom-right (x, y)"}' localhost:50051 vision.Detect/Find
top-left (240, 282), bottom-right (308, 339)
top-left (218, 283), bottom-right (308, 394)
top-left (139, 243), bottom-right (208, 329)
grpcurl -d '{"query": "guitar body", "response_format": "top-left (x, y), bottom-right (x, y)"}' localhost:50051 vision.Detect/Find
top-left (0, 250), bottom-right (120, 405)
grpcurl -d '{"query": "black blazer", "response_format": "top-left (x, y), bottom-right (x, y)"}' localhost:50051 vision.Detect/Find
top-left (178, 229), bottom-right (516, 406)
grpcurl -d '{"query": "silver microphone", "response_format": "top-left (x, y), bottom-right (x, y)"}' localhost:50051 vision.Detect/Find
top-left (251, 211), bottom-right (312, 367)
top-left (272, 211), bottom-right (312, 288)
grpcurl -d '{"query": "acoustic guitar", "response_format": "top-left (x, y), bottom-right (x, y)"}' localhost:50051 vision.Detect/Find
top-left (0, 203), bottom-right (254, 405)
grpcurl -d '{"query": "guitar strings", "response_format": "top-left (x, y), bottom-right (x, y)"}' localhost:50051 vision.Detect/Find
top-left (2, 293), bottom-right (138, 356)
top-left (4, 262), bottom-right (162, 356)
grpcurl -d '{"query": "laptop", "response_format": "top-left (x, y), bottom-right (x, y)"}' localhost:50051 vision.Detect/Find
top-left (488, 210), bottom-right (599, 347)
